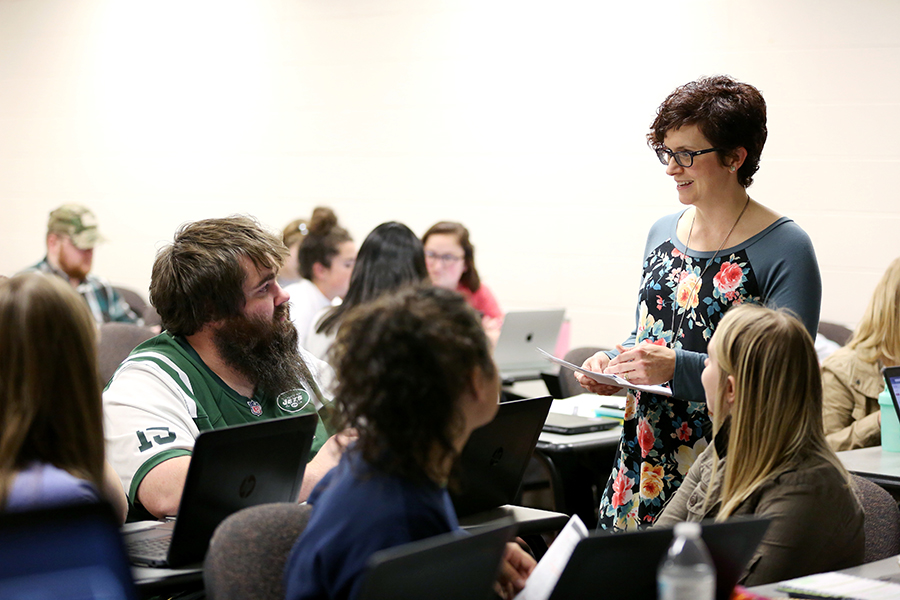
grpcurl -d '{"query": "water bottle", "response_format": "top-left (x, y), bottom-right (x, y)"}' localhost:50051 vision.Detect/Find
top-left (657, 522), bottom-right (716, 600)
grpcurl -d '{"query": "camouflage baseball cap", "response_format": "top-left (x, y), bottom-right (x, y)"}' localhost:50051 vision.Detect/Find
top-left (47, 204), bottom-right (105, 250)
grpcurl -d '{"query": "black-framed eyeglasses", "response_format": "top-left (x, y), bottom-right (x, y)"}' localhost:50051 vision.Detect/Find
top-left (655, 146), bottom-right (721, 168)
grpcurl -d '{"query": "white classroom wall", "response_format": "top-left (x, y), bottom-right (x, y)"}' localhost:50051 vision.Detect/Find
top-left (1, 0), bottom-right (898, 350)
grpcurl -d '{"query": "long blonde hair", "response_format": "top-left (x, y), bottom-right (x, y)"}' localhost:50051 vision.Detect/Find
top-left (0, 273), bottom-right (106, 507)
top-left (710, 305), bottom-right (848, 519)
top-left (847, 257), bottom-right (900, 366)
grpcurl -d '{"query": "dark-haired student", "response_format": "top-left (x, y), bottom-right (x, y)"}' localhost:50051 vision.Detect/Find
top-left (304, 221), bottom-right (428, 359)
top-left (655, 305), bottom-right (863, 586)
top-left (284, 207), bottom-right (356, 349)
top-left (284, 286), bottom-right (535, 600)
top-left (103, 216), bottom-right (342, 520)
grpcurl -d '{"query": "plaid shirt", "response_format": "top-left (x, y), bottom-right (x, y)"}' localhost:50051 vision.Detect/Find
top-left (21, 258), bottom-right (142, 326)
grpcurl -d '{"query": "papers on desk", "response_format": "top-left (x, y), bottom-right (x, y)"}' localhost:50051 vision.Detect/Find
top-left (514, 514), bottom-right (588, 600)
top-left (537, 348), bottom-right (673, 397)
top-left (775, 572), bottom-right (900, 599)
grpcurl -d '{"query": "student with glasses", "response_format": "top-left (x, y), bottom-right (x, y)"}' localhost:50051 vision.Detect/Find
top-left (575, 76), bottom-right (822, 532)
top-left (423, 222), bottom-right (503, 345)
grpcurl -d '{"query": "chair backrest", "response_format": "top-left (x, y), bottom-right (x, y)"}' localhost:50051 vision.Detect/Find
top-left (850, 474), bottom-right (900, 562)
top-left (113, 285), bottom-right (161, 327)
top-left (113, 285), bottom-right (147, 315)
top-left (818, 320), bottom-right (854, 347)
top-left (204, 502), bottom-right (313, 600)
top-left (557, 347), bottom-right (605, 399)
top-left (97, 322), bottom-right (155, 385)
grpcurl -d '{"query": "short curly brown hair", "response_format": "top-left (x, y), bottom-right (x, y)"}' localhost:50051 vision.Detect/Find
top-left (329, 285), bottom-right (496, 486)
top-left (149, 215), bottom-right (288, 336)
top-left (648, 75), bottom-right (767, 188)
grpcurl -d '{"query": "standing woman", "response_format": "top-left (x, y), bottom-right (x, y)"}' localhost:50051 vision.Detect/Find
top-left (822, 257), bottom-right (900, 451)
top-left (423, 222), bottom-right (502, 322)
top-left (284, 207), bottom-right (357, 349)
top-left (576, 76), bottom-right (821, 530)
top-left (305, 222), bottom-right (429, 360)
top-left (0, 274), bottom-right (128, 522)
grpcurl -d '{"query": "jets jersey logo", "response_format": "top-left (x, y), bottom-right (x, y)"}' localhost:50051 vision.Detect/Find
top-left (277, 388), bottom-right (311, 413)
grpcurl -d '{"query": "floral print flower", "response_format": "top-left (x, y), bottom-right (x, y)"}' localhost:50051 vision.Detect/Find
top-left (713, 261), bottom-right (744, 300)
top-left (611, 468), bottom-right (634, 509)
top-left (638, 417), bottom-right (655, 458)
top-left (640, 463), bottom-right (665, 499)
top-left (676, 272), bottom-right (702, 309)
top-left (673, 421), bottom-right (692, 442)
top-left (624, 393), bottom-right (637, 420)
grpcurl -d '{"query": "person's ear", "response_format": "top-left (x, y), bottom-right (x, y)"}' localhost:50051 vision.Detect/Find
top-left (724, 374), bottom-right (737, 408)
top-left (726, 147), bottom-right (748, 173)
top-left (311, 261), bottom-right (329, 281)
top-left (469, 367), bottom-right (499, 405)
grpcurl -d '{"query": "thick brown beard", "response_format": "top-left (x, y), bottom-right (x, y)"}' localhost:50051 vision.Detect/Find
top-left (212, 304), bottom-right (310, 399)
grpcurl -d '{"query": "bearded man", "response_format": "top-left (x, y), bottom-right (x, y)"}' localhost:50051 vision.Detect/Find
top-left (20, 204), bottom-right (141, 325)
top-left (103, 216), bottom-right (344, 521)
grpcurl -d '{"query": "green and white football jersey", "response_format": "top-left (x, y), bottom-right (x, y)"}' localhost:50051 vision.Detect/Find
top-left (103, 333), bottom-right (334, 507)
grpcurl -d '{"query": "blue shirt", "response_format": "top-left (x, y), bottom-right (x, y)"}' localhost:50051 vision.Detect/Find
top-left (284, 452), bottom-right (459, 600)
top-left (5, 462), bottom-right (100, 512)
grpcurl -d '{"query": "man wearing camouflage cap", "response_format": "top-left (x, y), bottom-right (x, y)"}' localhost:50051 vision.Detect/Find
top-left (20, 204), bottom-right (141, 326)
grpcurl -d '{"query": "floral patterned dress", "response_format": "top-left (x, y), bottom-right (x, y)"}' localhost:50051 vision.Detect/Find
top-left (597, 238), bottom-right (761, 531)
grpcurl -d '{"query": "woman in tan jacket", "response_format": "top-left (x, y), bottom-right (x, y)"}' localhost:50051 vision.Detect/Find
top-left (822, 257), bottom-right (900, 451)
top-left (656, 305), bottom-right (864, 586)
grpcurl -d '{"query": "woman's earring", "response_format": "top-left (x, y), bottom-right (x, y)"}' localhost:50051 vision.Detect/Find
top-left (730, 165), bottom-right (736, 172)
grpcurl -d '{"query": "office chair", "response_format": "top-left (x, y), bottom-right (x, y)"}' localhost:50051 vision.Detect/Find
top-left (850, 474), bottom-right (900, 562)
top-left (204, 502), bottom-right (313, 600)
top-left (97, 322), bottom-right (156, 385)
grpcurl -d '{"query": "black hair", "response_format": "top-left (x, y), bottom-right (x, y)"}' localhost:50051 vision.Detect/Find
top-left (315, 221), bottom-right (428, 336)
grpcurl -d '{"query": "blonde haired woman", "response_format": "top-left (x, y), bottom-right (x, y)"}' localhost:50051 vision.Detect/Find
top-left (822, 257), bottom-right (900, 450)
top-left (656, 305), bottom-right (864, 586)
top-left (0, 274), bottom-right (127, 522)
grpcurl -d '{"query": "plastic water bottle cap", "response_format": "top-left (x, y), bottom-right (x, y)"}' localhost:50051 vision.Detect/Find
top-left (673, 522), bottom-right (701, 539)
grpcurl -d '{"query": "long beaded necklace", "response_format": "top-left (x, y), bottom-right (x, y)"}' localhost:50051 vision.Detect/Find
top-left (670, 196), bottom-right (751, 346)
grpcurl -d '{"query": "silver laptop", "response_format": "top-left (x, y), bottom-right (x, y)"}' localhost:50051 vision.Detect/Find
top-left (493, 308), bottom-right (565, 382)
top-left (124, 413), bottom-right (317, 568)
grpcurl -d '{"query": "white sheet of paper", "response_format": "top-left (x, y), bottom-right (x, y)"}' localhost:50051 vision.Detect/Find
top-left (537, 348), bottom-right (673, 397)
top-left (513, 514), bottom-right (589, 600)
top-left (776, 572), bottom-right (900, 600)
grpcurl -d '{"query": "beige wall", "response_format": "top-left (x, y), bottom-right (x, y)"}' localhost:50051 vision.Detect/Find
top-left (1, 0), bottom-right (898, 350)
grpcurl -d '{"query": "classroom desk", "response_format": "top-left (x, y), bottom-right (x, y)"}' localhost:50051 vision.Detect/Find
top-left (132, 564), bottom-right (204, 598)
top-left (747, 554), bottom-right (900, 597)
top-left (533, 416), bottom-right (623, 529)
top-left (837, 446), bottom-right (900, 494)
top-left (459, 504), bottom-right (571, 537)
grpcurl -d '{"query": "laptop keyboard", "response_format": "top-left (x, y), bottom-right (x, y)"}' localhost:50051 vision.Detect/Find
top-left (126, 535), bottom-right (171, 558)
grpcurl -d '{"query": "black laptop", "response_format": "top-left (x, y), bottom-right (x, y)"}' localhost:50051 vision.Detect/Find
top-left (124, 413), bottom-right (318, 567)
top-left (451, 395), bottom-right (553, 518)
top-left (542, 412), bottom-right (620, 435)
top-left (548, 517), bottom-right (771, 600)
top-left (356, 519), bottom-right (516, 600)
top-left (0, 502), bottom-right (138, 600)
